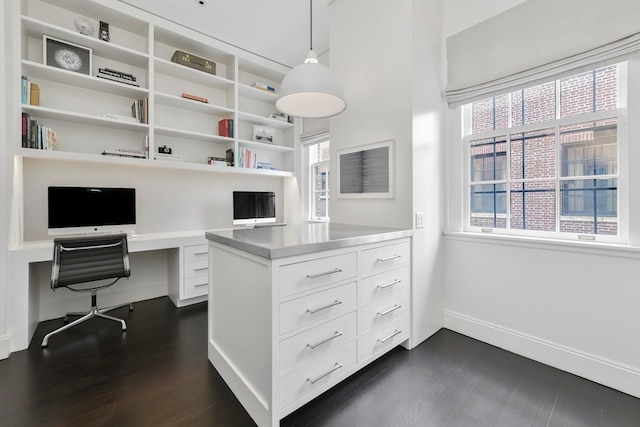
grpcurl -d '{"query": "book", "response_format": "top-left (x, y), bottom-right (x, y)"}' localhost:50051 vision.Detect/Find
top-left (21, 112), bottom-right (30, 148)
top-left (225, 148), bottom-right (234, 166)
top-left (29, 119), bottom-right (38, 149)
top-left (131, 97), bottom-right (149, 123)
top-left (99, 68), bottom-right (136, 81)
top-left (102, 149), bottom-right (146, 158)
top-left (29, 83), bottom-right (40, 106)
top-left (21, 76), bottom-right (29, 104)
top-left (181, 93), bottom-right (209, 103)
top-left (218, 118), bottom-right (233, 138)
top-left (97, 74), bottom-right (140, 87)
top-left (103, 113), bottom-right (138, 123)
top-left (253, 82), bottom-right (276, 93)
top-left (155, 152), bottom-right (183, 161)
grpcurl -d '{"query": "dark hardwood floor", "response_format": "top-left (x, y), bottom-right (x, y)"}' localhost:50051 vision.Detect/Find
top-left (1, 297), bottom-right (638, 427)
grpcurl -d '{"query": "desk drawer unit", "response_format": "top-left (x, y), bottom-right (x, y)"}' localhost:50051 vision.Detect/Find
top-left (361, 241), bottom-right (410, 278)
top-left (183, 244), bottom-right (208, 299)
top-left (279, 311), bottom-right (357, 372)
top-left (280, 282), bottom-right (356, 335)
top-left (279, 252), bottom-right (357, 298)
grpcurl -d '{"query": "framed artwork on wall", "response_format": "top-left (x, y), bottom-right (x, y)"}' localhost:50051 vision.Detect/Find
top-left (43, 36), bottom-right (92, 75)
top-left (337, 139), bottom-right (395, 198)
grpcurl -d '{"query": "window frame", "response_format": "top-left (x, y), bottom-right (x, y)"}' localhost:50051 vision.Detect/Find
top-left (462, 64), bottom-right (628, 243)
top-left (301, 133), bottom-right (330, 222)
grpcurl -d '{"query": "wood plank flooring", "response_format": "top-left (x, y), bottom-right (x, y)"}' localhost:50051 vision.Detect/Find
top-left (0, 296), bottom-right (638, 426)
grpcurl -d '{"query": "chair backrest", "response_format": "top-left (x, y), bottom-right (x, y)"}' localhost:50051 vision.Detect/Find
top-left (51, 233), bottom-right (130, 290)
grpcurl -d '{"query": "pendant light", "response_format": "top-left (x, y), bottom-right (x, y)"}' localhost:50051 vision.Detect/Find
top-left (275, 0), bottom-right (346, 119)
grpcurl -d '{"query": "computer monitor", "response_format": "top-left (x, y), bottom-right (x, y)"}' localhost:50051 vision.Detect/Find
top-left (232, 191), bottom-right (276, 226)
top-left (48, 186), bottom-right (136, 235)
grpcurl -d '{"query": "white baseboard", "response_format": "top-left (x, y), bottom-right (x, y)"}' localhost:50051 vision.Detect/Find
top-left (444, 310), bottom-right (640, 399)
top-left (0, 334), bottom-right (10, 360)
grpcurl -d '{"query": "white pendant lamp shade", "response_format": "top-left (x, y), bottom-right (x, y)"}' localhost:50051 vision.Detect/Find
top-left (276, 53), bottom-right (346, 119)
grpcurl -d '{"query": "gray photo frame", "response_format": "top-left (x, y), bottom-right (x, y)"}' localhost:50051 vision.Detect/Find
top-left (44, 36), bottom-right (92, 75)
top-left (337, 139), bottom-right (395, 198)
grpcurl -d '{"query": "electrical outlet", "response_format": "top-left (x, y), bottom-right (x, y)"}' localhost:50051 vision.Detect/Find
top-left (415, 212), bottom-right (425, 229)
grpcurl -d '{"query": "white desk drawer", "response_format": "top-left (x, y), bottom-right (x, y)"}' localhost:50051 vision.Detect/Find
top-left (184, 244), bottom-right (208, 263)
top-left (184, 259), bottom-right (208, 279)
top-left (279, 312), bottom-right (356, 373)
top-left (280, 340), bottom-right (357, 410)
top-left (280, 282), bottom-right (356, 335)
top-left (358, 265), bottom-right (410, 305)
top-left (184, 276), bottom-right (208, 298)
top-left (358, 288), bottom-right (410, 334)
top-left (359, 313), bottom-right (409, 365)
top-left (279, 252), bottom-right (357, 298)
top-left (361, 240), bottom-right (410, 278)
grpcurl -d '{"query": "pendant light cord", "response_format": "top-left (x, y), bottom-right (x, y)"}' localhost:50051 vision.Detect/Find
top-left (309, 0), bottom-right (313, 50)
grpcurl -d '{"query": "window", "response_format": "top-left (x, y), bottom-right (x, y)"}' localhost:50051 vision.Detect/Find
top-left (306, 138), bottom-right (330, 221)
top-left (464, 64), bottom-right (626, 241)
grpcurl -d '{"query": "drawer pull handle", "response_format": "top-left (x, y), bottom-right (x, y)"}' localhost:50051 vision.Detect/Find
top-left (307, 362), bottom-right (343, 384)
top-left (378, 329), bottom-right (402, 343)
top-left (307, 331), bottom-right (343, 349)
top-left (307, 300), bottom-right (342, 314)
top-left (307, 268), bottom-right (343, 279)
top-left (194, 282), bottom-right (208, 288)
top-left (377, 305), bottom-right (402, 317)
top-left (194, 267), bottom-right (208, 272)
top-left (377, 254), bottom-right (402, 262)
top-left (194, 251), bottom-right (207, 256)
top-left (377, 279), bottom-right (402, 289)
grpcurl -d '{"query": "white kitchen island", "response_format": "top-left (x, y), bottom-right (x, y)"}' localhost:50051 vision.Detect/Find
top-left (206, 223), bottom-right (412, 427)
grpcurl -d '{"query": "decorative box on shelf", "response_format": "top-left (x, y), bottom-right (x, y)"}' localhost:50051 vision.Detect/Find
top-left (170, 50), bottom-right (216, 75)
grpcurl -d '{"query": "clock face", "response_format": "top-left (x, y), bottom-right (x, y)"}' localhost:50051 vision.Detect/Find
top-left (54, 49), bottom-right (83, 71)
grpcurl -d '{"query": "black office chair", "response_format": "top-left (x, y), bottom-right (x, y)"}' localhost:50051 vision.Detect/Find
top-left (41, 233), bottom-right (133, 348)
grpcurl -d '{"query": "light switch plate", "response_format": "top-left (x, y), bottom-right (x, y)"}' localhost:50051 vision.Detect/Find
top-left (416, 212), bottom-right (424, 229)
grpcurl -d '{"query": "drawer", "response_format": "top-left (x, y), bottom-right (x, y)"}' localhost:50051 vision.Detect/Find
top-left (184, 244), bottom-right (208, 263)
top-left (358, 288), bottom-right (410, 334)
top-left (280, 282), bottom-right (356, 335)
top-left (279, 252), bottom-right (357, 298)
top-left (358, 313), bottom-right (410, 365)
top-left (184, 259), bottom-right (208, 279)
top-left (361, 240), bottom-right (410, 278)
top-left (279, 311), bottom-right (356, 373)
top-left (183, 276), bottom-right (208, 299)
top-left (358, 265), bottom-right (410, 305)
top-left (280, 340), bottom-right (357, 410)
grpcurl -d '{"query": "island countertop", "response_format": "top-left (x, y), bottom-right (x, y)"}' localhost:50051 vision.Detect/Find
top-left (205, 223), bottom-right (412, 259)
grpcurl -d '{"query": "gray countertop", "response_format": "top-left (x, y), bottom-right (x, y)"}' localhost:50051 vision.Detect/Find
top-left (205, 223), bottom-right (412, 259)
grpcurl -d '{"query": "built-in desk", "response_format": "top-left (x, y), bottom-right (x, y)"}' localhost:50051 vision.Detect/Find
top-left (6, 230), bottom-right (216, 354)
top-left (206, 223), bottom-right (413, 427)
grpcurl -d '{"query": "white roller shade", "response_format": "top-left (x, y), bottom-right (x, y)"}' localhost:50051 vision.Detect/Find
top-left (445, 0), bottom-right (640, 107)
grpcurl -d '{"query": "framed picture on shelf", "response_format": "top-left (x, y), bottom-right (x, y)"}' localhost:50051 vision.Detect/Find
top-left (43, 36), bottom-right (92, 75)
top-left (253, 125), bottom-right (275, 144)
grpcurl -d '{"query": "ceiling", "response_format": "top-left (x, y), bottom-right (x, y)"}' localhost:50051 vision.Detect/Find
top-left (119, 0), bottom-right (330, 69)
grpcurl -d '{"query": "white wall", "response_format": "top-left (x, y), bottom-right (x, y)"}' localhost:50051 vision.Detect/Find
top-left (442, 0), bottom-right (527, 37)
top-left (21, 159), bottom-right (285, 241)
top-left (0, 0), bottom-right (11, 359)
top-left (442, 9), bottom-right (640, 398)
top-left (330, 0), bottom-right (445, 345)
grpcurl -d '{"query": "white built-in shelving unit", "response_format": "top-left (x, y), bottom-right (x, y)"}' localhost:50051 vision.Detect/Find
top-left (18, 0), bottom-right (296, 176)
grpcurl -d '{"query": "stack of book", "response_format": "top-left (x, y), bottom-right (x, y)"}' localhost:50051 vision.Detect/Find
top-left (218, 118), bottom-right (234, 138)
top-left (207, 156), bottom-right (228, 167)
top-left (155, 152), bottom-right (183, 162)
top-left (21, 76), bottom-right (40, 106)
top-left (257, 161), bottom-right (276, 171)
top-left (252, 82), bottom-right (276, 94)
top-left (102, 148), bottom-right (146, 159)
top-left (239, 147), bottom-right (257, 169)
top-left (181, 93), bottom-right (208, 103)
top-left (131, 97), bottom-right (148, 123)
top-left (97, 68), bottom-right (139, 87)
top-left (267, 112), bottom-right (293, 123)
top-left (22, 112), bottom-right (56, 150)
